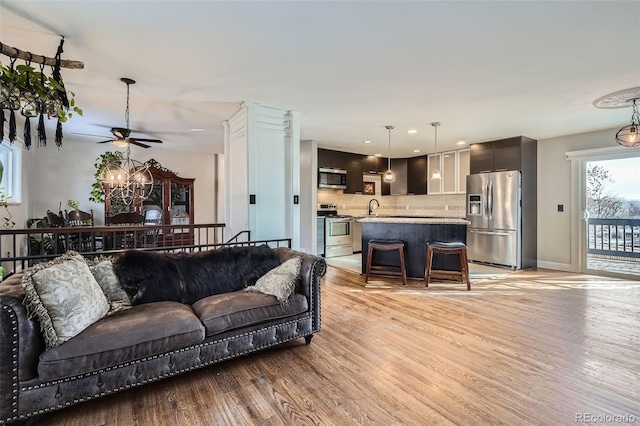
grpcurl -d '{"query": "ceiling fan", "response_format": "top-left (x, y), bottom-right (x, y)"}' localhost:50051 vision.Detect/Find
top-left (85, 78), bottom-right (164, 149)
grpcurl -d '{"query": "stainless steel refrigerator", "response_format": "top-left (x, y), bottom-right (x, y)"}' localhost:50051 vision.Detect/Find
top-left (466, 170), bottom-right (522, 269)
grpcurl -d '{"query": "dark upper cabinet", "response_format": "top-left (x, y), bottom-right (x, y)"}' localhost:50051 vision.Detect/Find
top-left (470, 136), bottom-right (535, 174)
top-left (344, 152), bottom-right (363, 194)
top-left (318, 149), bottom-right (332, 169)
top-left (362, 155), bottom-right (386, 174)
top-left (469, 142), bottom-right (495, 174)
top-left (318, 149), bottom-right (350, 170)
top-left (493, 138), bottom-right (522, 171)
top-left (407, 155), bottom-right (428, 195)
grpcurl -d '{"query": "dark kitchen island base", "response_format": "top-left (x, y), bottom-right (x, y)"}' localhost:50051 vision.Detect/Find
top-left (359, 217), bottom-right (469, 279)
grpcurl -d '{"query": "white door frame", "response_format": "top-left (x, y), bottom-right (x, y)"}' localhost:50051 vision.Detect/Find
top-left (566, 145), bottom-right (640, 278)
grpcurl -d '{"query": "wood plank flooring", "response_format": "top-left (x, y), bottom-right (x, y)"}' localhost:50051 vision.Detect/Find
top-left (30, 267), bottom-right (640, 425)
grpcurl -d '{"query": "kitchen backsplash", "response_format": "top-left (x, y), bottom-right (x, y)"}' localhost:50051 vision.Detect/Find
top-left (317, 175), bottom-right (466, 218)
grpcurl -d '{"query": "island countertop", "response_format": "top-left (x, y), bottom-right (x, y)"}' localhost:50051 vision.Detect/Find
top-left (358, 216), bottom-right (470, 225)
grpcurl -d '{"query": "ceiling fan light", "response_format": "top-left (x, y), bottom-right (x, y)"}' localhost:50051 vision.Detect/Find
top-left (112, 139), bottom-right (128, 148)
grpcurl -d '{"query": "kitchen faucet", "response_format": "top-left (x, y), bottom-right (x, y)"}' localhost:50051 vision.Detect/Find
top-left (368, 198), bottom-right (380, 215)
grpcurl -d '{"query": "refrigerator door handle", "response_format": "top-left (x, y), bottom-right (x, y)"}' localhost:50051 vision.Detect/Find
top-left (487, 180), bottom-right (493, 220)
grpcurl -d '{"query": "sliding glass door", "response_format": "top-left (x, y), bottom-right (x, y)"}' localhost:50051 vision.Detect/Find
top-left (584, 156), bottom-right (640, 278)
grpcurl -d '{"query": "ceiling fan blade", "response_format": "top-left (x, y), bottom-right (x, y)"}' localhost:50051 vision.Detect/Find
top-left (130, 138), bottom-right (163, 143)
top-left (97, 140), bottom-right (115, 144)
top-left (129, 140), bottom-right (151, 148)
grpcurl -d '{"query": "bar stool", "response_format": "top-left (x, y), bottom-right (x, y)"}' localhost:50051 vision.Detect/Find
top-left (424, 242), bottom-right (470, 290)
top-left (365, 239), bottom-right (407, 286)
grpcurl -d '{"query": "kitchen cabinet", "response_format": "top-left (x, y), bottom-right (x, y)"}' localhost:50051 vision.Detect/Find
top-left (457, 148), bottom-right (470, 193)
top-left (426, 149), bottom-right (469, 195)
top-left (318, 149), bottom-right (332, 169)
top-left (362, 155), bottom-right (386, 174)
top-left (427, 154), bottom-right (442, 194)
top-left (344, 152), bottom-right (363, 194)
top-left (318, 148), bottom-right (351, 170)
top-left (469, 136), bottom-right (535, 174)
top-left (441, 151), bottom-right (457, 194)
top-left (407, 155), bottom-right (427, 195)
top-left (389, 158), bottom-right (408, 195)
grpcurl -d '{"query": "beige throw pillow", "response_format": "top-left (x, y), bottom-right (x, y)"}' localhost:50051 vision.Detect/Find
top-left (245, 257), bottom-right (302, 304)
top-left (86, 257), bottom-right (132, 315)
top-left (21, 251), bottom-right (110, 348)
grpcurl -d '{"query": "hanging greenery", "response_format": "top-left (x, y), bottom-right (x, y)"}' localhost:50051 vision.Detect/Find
top-left (0, 38), bottom-right (84, 147)
top-left (90, 151), bottom-right (124, 203)
top-left (0, 63), bottom-right (82, 123)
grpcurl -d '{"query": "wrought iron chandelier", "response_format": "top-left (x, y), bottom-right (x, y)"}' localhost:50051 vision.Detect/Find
top-left (616, 98), bottom-right (640, 147)
top-left (101, 78), bottom-right (153, 205)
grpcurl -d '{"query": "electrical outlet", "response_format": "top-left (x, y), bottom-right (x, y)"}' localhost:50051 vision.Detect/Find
top-left (406, 205), bottom-right (409, 210)
top-left (444, 205), bottom-right (449, 211)
top-left (557, 204), bottom-right (564, 212)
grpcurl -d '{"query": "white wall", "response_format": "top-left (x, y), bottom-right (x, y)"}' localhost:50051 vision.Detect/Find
top-left (537, 127), bottom-right (622, 269)
top-left (300, 140), bottom-right (317, 254)
top-left (26, 138), bottom-right (217, 226)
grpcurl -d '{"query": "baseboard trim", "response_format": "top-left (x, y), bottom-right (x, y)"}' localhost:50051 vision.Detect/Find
top-left (537, 261), bottom-right (573, 272)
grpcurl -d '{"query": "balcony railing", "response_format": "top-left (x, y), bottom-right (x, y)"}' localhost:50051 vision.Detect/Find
top-left (587, 218), bottom-right (640, 259)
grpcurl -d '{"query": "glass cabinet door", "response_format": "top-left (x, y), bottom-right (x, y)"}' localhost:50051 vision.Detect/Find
top-left (170, 182), bottom-right (191, 226)
top-left (441, 151), bottom-right (457, 194)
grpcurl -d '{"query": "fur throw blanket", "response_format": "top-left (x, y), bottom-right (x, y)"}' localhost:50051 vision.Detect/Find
top-left (114, 245), bottom-right (280, 305)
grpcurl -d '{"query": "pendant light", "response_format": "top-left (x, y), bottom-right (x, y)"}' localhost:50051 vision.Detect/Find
top-left (383, 125), bottom-right (395, 183)
top-left (616, 98), bottom-right (640, 147)
top-left (431, 122), bottom-right (441, 180)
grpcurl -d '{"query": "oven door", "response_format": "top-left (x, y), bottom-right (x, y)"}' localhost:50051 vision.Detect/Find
top-left (326, 219), bottom-right (352, 246)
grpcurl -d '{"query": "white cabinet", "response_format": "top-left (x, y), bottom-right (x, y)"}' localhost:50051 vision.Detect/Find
top-left (427, 154), bottom-right (442, 194)
top-left (442, 151), bottom-right (457, 194)
top-left (427, 149), bottom-right (470, 195)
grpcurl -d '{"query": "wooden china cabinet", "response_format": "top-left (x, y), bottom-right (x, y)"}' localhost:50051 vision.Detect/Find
top-left (104, 159), bottom-right (195, 246)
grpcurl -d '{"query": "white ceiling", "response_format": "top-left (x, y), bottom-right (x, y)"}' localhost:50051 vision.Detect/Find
top-left (1, 1), bottom-right (639, 157)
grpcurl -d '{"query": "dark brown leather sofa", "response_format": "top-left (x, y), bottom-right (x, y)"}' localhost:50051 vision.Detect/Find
top-left (0, 247), bottom-right (326, 425)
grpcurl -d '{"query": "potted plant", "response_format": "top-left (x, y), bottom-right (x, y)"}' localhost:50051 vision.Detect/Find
top-left (90, 151), bottom-right (124, 203)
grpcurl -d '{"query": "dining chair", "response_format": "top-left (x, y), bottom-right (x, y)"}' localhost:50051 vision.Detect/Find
top-left (46, 210), bottom-right (66, 228)
top-left (106, 212), bottom-right (145, 249)
top-left (65, 209), bottom-right (99, 252)
top-left (143, 209), bottom-right (162, 247)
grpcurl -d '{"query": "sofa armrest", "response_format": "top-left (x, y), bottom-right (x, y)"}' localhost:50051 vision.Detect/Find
top-left (0, 274), bottom-right (45, 385)
top-left (274, 248), bottom-right (326, 333)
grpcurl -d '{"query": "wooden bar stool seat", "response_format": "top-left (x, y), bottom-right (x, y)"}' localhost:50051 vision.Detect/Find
top-left (424, 242), bottom-right (470, 290)
top-left (365, 239), bottom-right (407, 286)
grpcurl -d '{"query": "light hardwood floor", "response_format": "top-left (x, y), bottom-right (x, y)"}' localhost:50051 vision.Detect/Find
top-left (31, 266), bottom-right (640, 425)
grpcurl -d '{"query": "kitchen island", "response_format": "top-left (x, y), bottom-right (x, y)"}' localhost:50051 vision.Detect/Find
top-left (359, 217), bottom-right (470, 279)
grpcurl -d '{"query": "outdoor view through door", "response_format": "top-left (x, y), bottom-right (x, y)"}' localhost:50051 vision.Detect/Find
top-left (585, 156), bottom-right (640, 277)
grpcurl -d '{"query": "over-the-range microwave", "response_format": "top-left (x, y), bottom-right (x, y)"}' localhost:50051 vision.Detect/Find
top-left (318, 168), bottom-right (347, 189)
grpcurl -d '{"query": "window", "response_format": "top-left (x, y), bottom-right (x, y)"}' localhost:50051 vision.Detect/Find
top-left (0, 141), bottom-right (22, 204)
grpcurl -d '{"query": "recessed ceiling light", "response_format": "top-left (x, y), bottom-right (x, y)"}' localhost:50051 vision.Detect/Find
top-left (363, 140), bottom-right (372, 144)
top-left (374, 153), bottom-right (382, 157)
top-left (407, 129), bottom-right (418, 134)
top-left (457, 140), bottom-right (466, 145)
top-left (190, 128), bottom-right (206, 132)
top-left (412, 149), bottom-right (421, 153)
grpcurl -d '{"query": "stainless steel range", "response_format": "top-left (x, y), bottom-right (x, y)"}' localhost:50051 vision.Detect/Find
top-left (317, 204), bottom-right (353, 258)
